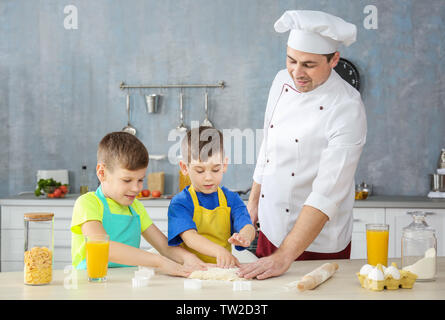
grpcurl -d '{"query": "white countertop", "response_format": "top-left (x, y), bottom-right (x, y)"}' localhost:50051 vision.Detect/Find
top-left (1, 194), bottom-right (445, 209)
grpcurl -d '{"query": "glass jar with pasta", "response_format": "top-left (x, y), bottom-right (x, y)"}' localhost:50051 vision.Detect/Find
top-left (24, 213), bottom-right (54, 285)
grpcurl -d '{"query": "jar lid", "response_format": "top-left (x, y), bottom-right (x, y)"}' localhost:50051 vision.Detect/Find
top-left (24, 213), bottom-right (54, 221)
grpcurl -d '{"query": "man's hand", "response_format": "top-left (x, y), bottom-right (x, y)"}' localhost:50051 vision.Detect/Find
top-left (238, 251), bottom-right (293, 280)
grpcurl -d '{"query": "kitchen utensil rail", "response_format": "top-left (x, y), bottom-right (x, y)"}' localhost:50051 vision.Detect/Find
top-left (119, 81), bottom-right (225, 90)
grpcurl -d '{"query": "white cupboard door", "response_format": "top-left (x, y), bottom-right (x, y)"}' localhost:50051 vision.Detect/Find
top-left (350, 208), bottom-right (385, 259)
top-left (385, 208), bottom-right (445, 258)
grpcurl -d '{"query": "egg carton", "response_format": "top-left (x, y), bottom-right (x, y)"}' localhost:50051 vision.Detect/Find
top-left (356, 263), bottom-right (417, 291)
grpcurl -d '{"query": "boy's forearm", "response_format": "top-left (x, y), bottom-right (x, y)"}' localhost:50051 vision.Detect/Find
top-left (109, 241), bottom-right (163, 268)
top-left (161, 245), bottom-right (197, 264)
top-left (182, 230), bottom-right (224, 257)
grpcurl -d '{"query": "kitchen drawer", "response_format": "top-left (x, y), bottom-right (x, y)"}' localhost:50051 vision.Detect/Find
top-left (352, 208), bottom-right (385, 232)
top-left (145, 207), bottom-right (168, 220)
top-left (2, 229), bottom-right (72, 260)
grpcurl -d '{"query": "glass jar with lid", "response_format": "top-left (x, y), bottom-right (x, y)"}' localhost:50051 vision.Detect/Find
top-left (401, 211), bottom-right (437, 281)
top-left (24, 212), bottom-right (54, 285)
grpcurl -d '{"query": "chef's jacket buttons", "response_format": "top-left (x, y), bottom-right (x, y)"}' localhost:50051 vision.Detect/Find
top-left (291, 173), bottom-right (295, 176)
top-left (285, 88), bottom-right (288, 92)
top-left (266, 159), bottom-right (269, 163)
top-left (261, 194), bottom-right (264, 198)
top-left (270, 124), bottom-right (274, 128)
top-left (320, 106), bottom-right (324, 110)
top-left (286, 209), bottom-right (289, 213)
top-left (295, 138), bottom-right (299, 143)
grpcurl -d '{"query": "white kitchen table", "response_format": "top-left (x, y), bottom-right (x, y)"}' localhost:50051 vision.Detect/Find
top-left (0, 258), bottom-right (443, 300)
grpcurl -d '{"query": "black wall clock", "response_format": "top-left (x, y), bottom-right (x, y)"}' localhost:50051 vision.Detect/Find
top-left (334, 58), bottom-right (360, 91)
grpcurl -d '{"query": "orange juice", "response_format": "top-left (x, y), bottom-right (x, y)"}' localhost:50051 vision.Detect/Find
top-left (86, 241), bottom-right (109, 280)
top-left (366, 228), bottom-right (389, 266)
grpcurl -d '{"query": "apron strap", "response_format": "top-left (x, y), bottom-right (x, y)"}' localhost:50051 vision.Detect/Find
top-left (95, 185), bottom-right (138, 216)
top-left (188, 185), bottom-right (201, 209)
top-left (217, 187), bottom-right (227, 208)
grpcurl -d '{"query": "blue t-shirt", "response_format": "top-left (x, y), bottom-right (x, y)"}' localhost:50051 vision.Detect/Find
top-left (168, 185), bottom-right (252, 251)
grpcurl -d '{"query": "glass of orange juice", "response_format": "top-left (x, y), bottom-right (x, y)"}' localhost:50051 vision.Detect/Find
top-left (366, 224), bottom-right (389, 266)
top-left (85, 234), bottom-right (110, 282)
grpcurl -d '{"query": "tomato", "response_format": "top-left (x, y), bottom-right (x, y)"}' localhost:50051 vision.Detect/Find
top-left (60, 185), bottom-right (68, 194)
top-left (48, 193), bottom-right (54, 198)
top-left (141, 189), bottom-right (150, 197)
top-left (151, 190), bottom-right (161, 198)
top-left (53, 188), bottom-right (62, 198)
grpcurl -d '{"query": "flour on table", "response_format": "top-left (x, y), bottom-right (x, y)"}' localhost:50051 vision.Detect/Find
top-left (189, 267), bottom-right (245, 281)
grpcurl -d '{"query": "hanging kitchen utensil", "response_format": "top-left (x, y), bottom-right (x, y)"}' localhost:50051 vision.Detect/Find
top-left (176, 92), bottom-right (187, 133)
top-left (201, 91), bottom-right (213, 127)
top-left (122, 94), bottom-right (137, 135)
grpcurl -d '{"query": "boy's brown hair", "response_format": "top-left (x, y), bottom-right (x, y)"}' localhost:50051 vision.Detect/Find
top-left (181, 126), bottom-right (224, 164)
top-left (97, 131), bottom-right (149, 171)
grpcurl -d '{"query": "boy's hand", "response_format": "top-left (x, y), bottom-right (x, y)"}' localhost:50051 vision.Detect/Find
top-left (216, 247), bottom-right (240, 268)
top-left (182, 253), bottom-right (208, 271)
top-left (228, 233), bottom-right (251, 248)
top-left (157, 256), bottom-right (193, 278)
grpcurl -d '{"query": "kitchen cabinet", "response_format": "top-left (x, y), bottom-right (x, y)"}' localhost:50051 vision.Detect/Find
top-left (350, 208), bottom-right (385, 259)
top-left (2, 195), bottom-right (445, 271)
top-left (351, 207), bottom-right (445, 260)
top-left (385, 208), bottom-right (445, 258)
top-left (0, 195), bottom-right (170, 272)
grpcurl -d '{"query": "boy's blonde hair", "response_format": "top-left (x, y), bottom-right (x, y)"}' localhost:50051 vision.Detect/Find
top-left (181, 126), bottom-right (224, 164)
top-left (97, 132), bottom-right (149, 171)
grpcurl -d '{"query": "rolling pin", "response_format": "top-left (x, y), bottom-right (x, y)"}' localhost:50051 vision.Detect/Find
top-left (296, 262), bottom-right (339, 292)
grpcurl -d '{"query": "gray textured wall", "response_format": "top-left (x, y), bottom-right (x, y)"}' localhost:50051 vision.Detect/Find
top-left (0, 0), bottom-right (444, 197)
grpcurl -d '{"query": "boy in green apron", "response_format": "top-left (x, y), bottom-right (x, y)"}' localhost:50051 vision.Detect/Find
top-left (168, 126), bottom-right (256, 267)
top-left (71, 132), bottom-right (206, 277)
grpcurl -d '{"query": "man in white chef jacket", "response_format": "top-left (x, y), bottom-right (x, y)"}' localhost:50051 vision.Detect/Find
top-left (239, 10), bottom-right (367, 279)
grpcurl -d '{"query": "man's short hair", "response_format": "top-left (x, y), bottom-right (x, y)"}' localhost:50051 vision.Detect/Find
top-left (323, 52), bottom-right (335, 62)
top-left (97, 131), bottom-right (149, 171)
top-left (181, 126), bottom-right (224, 164)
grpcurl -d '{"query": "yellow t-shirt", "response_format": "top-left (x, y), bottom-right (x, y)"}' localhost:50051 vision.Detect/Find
top-left (70, 191), bottom-right (153, 267)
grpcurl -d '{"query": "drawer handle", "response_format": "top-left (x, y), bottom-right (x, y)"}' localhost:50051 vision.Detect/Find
top-left (406, 211), bottom-right (435, 216)
top-left (353, 219), bottom-right (361, 223)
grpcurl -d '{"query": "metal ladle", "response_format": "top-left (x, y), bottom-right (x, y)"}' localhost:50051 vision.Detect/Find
top-left (122, 94), bottom-right (137, 135)
top-left (176, 92), bottom-right (187, 133)
top-left (201, 91), bottom-right (213, 127)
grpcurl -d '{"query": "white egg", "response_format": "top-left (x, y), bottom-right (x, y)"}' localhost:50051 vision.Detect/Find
top-left (359, 264), bottom-right (373, 276)
top-left (368, 267), bottom-right (384, 281)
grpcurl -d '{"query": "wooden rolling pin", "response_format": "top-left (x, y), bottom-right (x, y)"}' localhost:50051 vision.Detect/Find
top-left (297, 262), bottom-right (339, 292)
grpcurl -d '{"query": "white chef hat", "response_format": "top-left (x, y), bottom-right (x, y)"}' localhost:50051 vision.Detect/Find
top-left (274, 10), bottom-right (357, 54)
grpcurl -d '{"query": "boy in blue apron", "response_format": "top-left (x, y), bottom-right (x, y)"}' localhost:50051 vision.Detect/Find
top-left (71, 132), bottom-right (206, 276)
top-left (168, 126), bottom-right (256, 267)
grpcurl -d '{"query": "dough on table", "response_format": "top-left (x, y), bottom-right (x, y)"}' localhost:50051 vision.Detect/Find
top-left (189, 267), bottom-right (245, 281)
